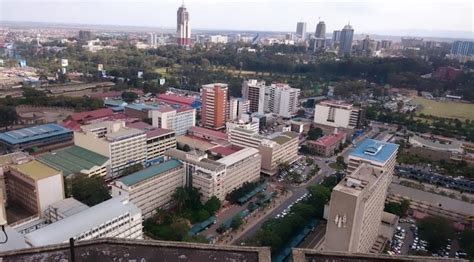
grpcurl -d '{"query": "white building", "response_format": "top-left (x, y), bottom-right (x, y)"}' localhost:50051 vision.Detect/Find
top-left (226, 119), bottom-right (259, 133)
top-left (229, 98), bottom-right (250, 121)
top-left (217, 148), bottom-right (261, 195)
top-left (265, 83), bottom-right (300, 118)
top-left (242, 79), bottom-right (266, 114)
top-left (111, 160), bottom-right (185, 219)
top-left (314, 100), bottom-right (364, 129)
top-left (209, 35), bottom-right (228, 44)
top-left (25, 197), bottom-right (143, 247)
top-left (151, 107), bottom-right (196, 136)
top-left (74, 121), bottom-right (147, 177)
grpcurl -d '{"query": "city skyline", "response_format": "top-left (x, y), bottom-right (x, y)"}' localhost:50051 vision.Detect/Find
top-left (0, 0), bottom-right (472, 39)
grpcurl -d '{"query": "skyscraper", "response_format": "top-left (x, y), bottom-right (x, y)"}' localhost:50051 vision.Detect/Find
top-left (339, 24), bottom-right (354, 56)
top-left (314, 21), bottom-right (326, 50)
top-left (332, 30), bottom-right (341, 42)
top-left (324, 139), bottom-right (399, 253)
top-left (201, 83), bottom-right (228, 130)
top-left (242, 79), bottom-right (266, 114)
top-left (296, 22), bottom-right (307, 41)
top-left (176, 3), bottom-right (191, 47)
top-left (451, 41), bottom-right (474, 56)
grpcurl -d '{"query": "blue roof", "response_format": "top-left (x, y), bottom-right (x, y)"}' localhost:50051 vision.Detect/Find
top-left (118, 159), bottom-right (182, 186)
top-left (0, 124), bottom-right (72, 145)
top-left (125, 103), bottom-right (160, 112)
top-left (350, 138), bottom-right (399, 164)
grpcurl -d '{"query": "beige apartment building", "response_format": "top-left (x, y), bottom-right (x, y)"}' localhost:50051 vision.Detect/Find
top-left (164, 147), bottom-right (261, 201)
top-left (324, 138), bottom-right (398, 253)
top-left (74, 120), bottom-right (147, 177)
top-left (111, 159), bottom-right (185, 219)
top-left (229, 128), bottom-right (299, 175)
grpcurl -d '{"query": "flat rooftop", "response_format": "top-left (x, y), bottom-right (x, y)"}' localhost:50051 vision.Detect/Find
top-left (0, 124), bottom-right (72, 145)
top-left (37, 146), bottom-right (109, 177)
top-left (164, 148), bottom-right (224, 172)
top-left (118, 159), bottom-right (182, 186)
top-left (189, 126), bottom-right (228, 140)
top-left (11, 160), bottom-right (61, 180)
top-left (125, 103), bottom-right (160, 112)
top-left (349, 138), bottom-right (399, 164)
top-left (334, 163), bottom-right (384, 197)
top-left (308, 132), bottom-right (345, 147)
top-left (126, 121), bottom-right (174, 139)
top-left (269, 131), bottom-right (298, 145)
top-left (48, 198), bottom-right (89, 218)
top-left (25, 197), bottom-right (140, 246)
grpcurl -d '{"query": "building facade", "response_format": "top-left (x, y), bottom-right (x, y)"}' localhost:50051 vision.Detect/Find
top-left (201, 83), bottom-right (229, 130)
top-left (176, 4), bottom-right (191, 46)
top-left (242, 79), bottom-right (266, 114)
top-left (264, 84), bottom-right (300, 118)
top-left (296, 22), bottom-right (307, 40)
top-left (111, 160), bottom-right (185, 219)
top-left (126, 122), bottom-right (176, 163)
top-left (313, 100), bottom-right (364, 129)
top-left (339, 24), bottom-right (354, 56)
top-left (151, 107), bottom-right (196, 136)
top-left (0, 124), bottom-right (73, 152)
top-left (306, 131), bottom-right (346, 157)
top-left (229, 98), bottom-right (250, 121)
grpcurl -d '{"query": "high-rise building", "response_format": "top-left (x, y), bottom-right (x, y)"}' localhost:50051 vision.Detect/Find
top-left (265, 83), bottom-right (300, 118)
top-left (176, 3), bottom-right (191, 46)
top-left (451, 41), bottom-right (474, 56)
top-left (314, 21), bottom-right (326, 50)
top-left (201, 83), bottom-right (229, 130)
top-left (148, 33), bottom-right (157, 46)
top-left (332, 30), bottom-right (341, 42)
top-left (380, 40), bottom-right (392, 49)
top-left (313, 100), bottom-right (365, 129)
top-left (296, 22), bottom-right (307, 40)
top-left (339, 24), bottom-right (354, 56)
top-left (229, 98), bottom-right (250, 121)
top-left (242, 79), bottom-right (266, 114)
top-left (151, 106), bottom-right (196, 136)
top-left (324, 139), bottom-right (399, 253)
top-left (78, 30), bottom-right (92, 41)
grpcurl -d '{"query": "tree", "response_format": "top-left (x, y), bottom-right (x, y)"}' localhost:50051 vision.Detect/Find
top-left (307, 126), bottom-right (323, 140)
top-left (172, 187), bottom-right (189, 212)
top-left (182, 144), bottom-right (191, 152)
top-left (70, 174), bottom-right (111, 206)
top-left (400, 199), bottom-right (411, 216)
top-left (296, 109), bottom-right (306, 118)
top-left (417, 216), bottom-right (455, 252)
top-left (204, 196), bottom-right (221, 214)
top-left (231, 215), bottom-right (243, 230)
top-left (121, 91), bottom-right (138, 102)
top-left (307, 185), bottom-right (331, 218)
top-left (384, 202), bottom-right (403, 216)
top-left (459, 229), bottom-right (474, 259)
top-left (0, 106), bottom-right (18, 130)
top-left (169, 219), bottom-right (190, 241)
top-left (121, 163), bottom-right (143, 176)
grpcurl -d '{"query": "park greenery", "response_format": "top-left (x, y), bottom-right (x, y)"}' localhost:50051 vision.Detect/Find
top-left (417, 216), bottom-right (455, 253)
top-left (247, 183), bottom-right (332, 253)
top-left (144, 187), bottom-right (221, 242)
top-left (68, 174), bottom-right (111, 207)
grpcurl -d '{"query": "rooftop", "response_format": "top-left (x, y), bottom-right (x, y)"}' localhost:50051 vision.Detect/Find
top-left (189, 126), bottom-right (228, 140)
top-left (11, 160), bottom-right (61, 180)
top-left (164, 148), bottom-right (224, 172)
top-left (208, 145), bottom-right (242, 157)
top-left (217, 147), bottom-right (259, 166)
top-left (202, 83), bottom-right (228, 89)
top-left (335, 163), bottom-right (384, 197)
top-left (319, 100), bottom-right (354, 109)
top-left (269, 131), bottom-right (298, 145)
top-left (69, 108), bottom-right (114, 122)
top-left (157, 94), bottom-right (196, 106)
top-left (118, 159), bottom-right (182, 186)
top-left (25, 197), bottom-right (141, 246)
top-left (48, 198), bottom-right (89, 218)
top-left (125, 121), bottom-right (174, 139)
top-left (37, 146), bottom-right (109, 177)
top-left (349, 138), bottom-right (399, 164)
top-left (308, 132), bottom-right (345, 147)
top-left (125, 103), bottom-right (160, 112)
top-left (0, 124), bottom-right (72, 145)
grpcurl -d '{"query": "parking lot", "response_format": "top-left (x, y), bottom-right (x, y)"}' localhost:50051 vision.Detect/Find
top-left (274, 192), bottom-right (309, 219)
top-left (276, 158), bottom-right (313, 184)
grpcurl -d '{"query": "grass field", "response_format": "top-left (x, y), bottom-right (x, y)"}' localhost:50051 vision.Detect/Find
top-left (413, 97), bottom-right (474, 121)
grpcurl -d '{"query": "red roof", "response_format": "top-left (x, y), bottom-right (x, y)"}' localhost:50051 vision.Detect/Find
top-left (189, 126), bottom-right (228, 140)
top-left (308, 132), bottom-right (346, 147)
top-left (209, 145), bottom-right (242, 156)
top-left (157, 94), bottom-right (195, 106)
top-left (70, 108), bottom-right (114, 122)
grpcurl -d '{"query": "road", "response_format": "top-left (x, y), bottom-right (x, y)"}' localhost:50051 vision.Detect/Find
top-left (298, 222), bottom-right (326, 249)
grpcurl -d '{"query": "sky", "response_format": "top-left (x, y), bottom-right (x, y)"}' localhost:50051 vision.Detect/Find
top-left (0, 0), bottom-right (473, 37)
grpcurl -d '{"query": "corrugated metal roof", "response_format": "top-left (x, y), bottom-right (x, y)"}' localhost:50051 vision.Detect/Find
top-left (118, 159), bottom-right (182, 186)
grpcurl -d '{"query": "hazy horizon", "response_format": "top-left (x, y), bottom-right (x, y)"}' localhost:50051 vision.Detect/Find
top-left (0, 0), bottom-right (473, 39)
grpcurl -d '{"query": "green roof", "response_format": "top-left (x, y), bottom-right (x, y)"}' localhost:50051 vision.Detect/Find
top-left (271, 132), bottom-right (298, 145)
top-left (118, 159), bottom-right (182, 186)
top-left (37, 146), bottom-right (109, 177)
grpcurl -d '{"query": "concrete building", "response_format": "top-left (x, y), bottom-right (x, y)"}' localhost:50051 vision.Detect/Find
top-left (201, 83), bottom-right (229, 130)
top-left (0, 124), bottom-right (73, 152)
top-left (229, 128), bottom-right (299, 175)
top-left (111, 160), bottom-right (184, 219)
top-left (164, 147), bottom-right (261, 201)
top-left (151, 106), bottom-right (196, 136)
top-left (44, 198), bottom-right (89, 223)
top-left (324, 139), bottom-right (398, 253)
top-left (296, 22), bottom-right (307, 40)
top-left (242, 79), bottom-right (266, 114)
top-left (126, 122), bottom-right (176, 163)
top-left (209, 35), bottom-right (228, 44)
top-left (339, 24), bottom-right (354, 56)
top-left (450, 40), bottom-right (474, 56)
top-left (226, 119), bottom-right (260, 133)
top-left (37, 145), bottom-right (110, 178)
top-left (313, 21), bottom-right (326, 50)
top-left (313, 100), bottom-right (365, 129)
top-left (124, 103), bottom-right (160, 120)
top-left (25, 197), bottom-right (143, 247)
top-left (73, 120), bottom-right (147, 177)
top-left (306, 131), bottom-right (346, 157)
top-left (187, 126), bottom-right (228, 145)
top-left (229, 98), bottom-right (250, 121)
top-left (264, 83), bottom-right (300, 118)
top-left (177, 3), bottom-right (191, 46)
top-left (6, 160), bottom-right (64, 216)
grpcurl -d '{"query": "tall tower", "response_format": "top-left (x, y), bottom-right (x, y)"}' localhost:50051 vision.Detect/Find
top-left (314, 21), bottom-right (326, 50)
top-left (339, 24), bottom-right (354, 56)
top-left (296, 22), bottom-right (307, 41)
top-left (201, 83), bottom-right (228, 130)
top-left (177, 3), bottom-right (191, 47)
